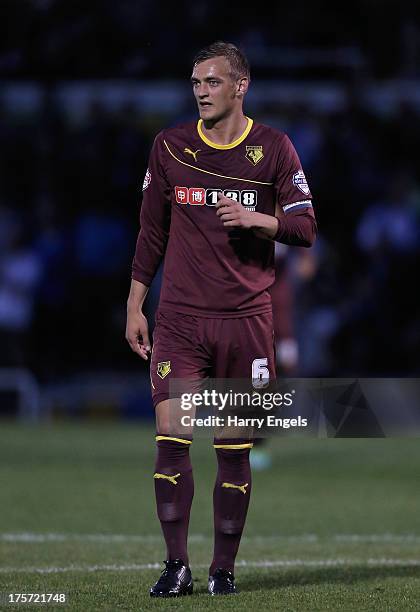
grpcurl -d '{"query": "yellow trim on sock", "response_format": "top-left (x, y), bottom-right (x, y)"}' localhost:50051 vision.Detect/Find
top-left (153, 472), bottom-right (181, 485)
top-left (222, 482), bottom-right (249, 494)
top-left (155, 435), bottom-right (192, 445)
top-left (213, 443), bottom-right (253, 449)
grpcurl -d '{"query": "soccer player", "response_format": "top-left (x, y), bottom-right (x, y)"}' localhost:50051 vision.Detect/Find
top-left (126, 41), bottom-right (317, 597)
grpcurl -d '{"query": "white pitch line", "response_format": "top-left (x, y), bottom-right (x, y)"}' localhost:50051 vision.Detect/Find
top-left (237, 558), bottom-right (420, 567)
top-left (1, 532), bottom-right (420, 544)
top-left (1, 559), bottom-right (420, 574)
top-left (0, 533), bottom-right (203, 543)
top-left (335, 534), bottom-right (420, 543)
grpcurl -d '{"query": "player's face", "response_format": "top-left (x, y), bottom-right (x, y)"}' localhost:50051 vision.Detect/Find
top-left (191, 57), bottom-right (241, 122)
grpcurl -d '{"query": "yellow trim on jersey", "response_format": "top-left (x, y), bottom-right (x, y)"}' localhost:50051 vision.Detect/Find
top-left (197, 117), bottom-right (253, 150)
top-left (163, 140), bottom-right (273, 186)
top-left (213, 443), bottom-right (254, 449)
top-left (156, 435), bottom-right (192, 445)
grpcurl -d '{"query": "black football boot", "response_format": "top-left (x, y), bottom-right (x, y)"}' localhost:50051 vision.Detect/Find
top-left (150, 559), bottom-right (193, 597)
top-left (208, 568), bottom-right (237, 595)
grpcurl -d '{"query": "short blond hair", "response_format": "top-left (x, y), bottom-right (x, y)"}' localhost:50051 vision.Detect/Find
top-left (193, 41), bottom-right (250, 82)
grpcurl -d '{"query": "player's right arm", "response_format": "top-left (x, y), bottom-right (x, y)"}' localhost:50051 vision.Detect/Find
top-left (127, 132), bottom-right (171, 360)
top-left (126, 279), bottom-right (150, 360)
top-left (132, 131), bottom-right (172, 285)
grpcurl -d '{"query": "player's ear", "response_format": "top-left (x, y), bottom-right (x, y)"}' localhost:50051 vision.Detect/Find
top-left (237, 77), bottom-right (249, 98)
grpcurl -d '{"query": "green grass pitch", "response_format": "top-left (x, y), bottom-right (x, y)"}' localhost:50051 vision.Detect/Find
top-left (1, 423), bottom-right (420, 611)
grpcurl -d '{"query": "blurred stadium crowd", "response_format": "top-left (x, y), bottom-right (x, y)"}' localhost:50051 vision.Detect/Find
top-left (1, 1), bottom-right (420, 79)
top-left (0, 1), bottom-right (420, 392)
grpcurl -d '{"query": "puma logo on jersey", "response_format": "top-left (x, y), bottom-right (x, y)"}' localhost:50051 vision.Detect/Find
top-left (184, 147), bottom-right (201, 162)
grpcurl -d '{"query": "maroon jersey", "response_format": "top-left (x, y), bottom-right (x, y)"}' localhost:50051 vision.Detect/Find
top-left (132, 117), bottom-right (315, 317)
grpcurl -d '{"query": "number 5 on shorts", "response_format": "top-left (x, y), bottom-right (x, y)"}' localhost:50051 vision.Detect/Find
top-left (252, 358), bottom-right (269, 389)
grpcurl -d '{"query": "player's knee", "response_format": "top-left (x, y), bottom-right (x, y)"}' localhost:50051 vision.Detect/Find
top-left (155, 399), bottom-right (175, 434)
top-left (155, 414), bottom-right (172, 437)
top-left (155, 399), bottom-right (194, 438)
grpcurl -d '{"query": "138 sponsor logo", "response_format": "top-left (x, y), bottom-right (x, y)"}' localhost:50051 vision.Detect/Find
top-left (175, 187), bottom-right (258, 210)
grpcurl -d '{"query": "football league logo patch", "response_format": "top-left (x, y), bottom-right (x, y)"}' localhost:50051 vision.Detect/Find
top-left (142, 168), bottom-right (151, 191)
top-left (157, 361), bottom-right (171, 379)
top-left (245, 146), bottom-right (264, 166)
top-left (292, 169), bottom-right (310, 195)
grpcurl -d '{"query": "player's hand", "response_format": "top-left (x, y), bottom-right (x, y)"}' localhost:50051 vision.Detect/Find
top-left (215, 193), bottom-right (254, 229)
top-left (125, 310), bottom-right (151, 360)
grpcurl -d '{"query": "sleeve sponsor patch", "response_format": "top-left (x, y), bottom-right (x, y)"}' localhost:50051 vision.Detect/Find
top-left (292, 169), bottom-right (310, 195)
top-left (142, 168), bottom-right (151, 191)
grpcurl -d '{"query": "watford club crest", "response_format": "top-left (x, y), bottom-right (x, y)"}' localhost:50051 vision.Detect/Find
top-left (157, 361), bottom-right (171, 379)
top-left (245, 145), bottom-right (264, 166)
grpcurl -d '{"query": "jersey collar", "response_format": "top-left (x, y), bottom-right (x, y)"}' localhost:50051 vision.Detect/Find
top-left (197, 116), bottom-right (253, 150)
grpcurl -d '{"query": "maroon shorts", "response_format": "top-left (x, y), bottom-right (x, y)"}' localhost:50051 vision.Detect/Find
top-left (150, 309), bottom-right (276, 409)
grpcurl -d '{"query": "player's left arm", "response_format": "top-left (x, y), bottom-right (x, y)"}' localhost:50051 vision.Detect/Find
top-left (215, 196), bottom-right (316, 247)
top-left (215, 133), bottom-right (317, 247)
top-left (251, 203), bottom-right (317, 247)
top-left (268, 133), bottom-right (317, 247)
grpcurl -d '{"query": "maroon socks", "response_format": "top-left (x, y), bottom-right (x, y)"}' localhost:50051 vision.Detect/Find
top-left (209, 443), bottom-right (252, 574)
top-left (153, 436), bottom-right (252, 574)
top-left (153, 436), bottom-right (194, 565)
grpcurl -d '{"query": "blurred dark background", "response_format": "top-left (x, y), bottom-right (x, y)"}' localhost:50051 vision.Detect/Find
top-left (1, 0), bottom-right (419, 418)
